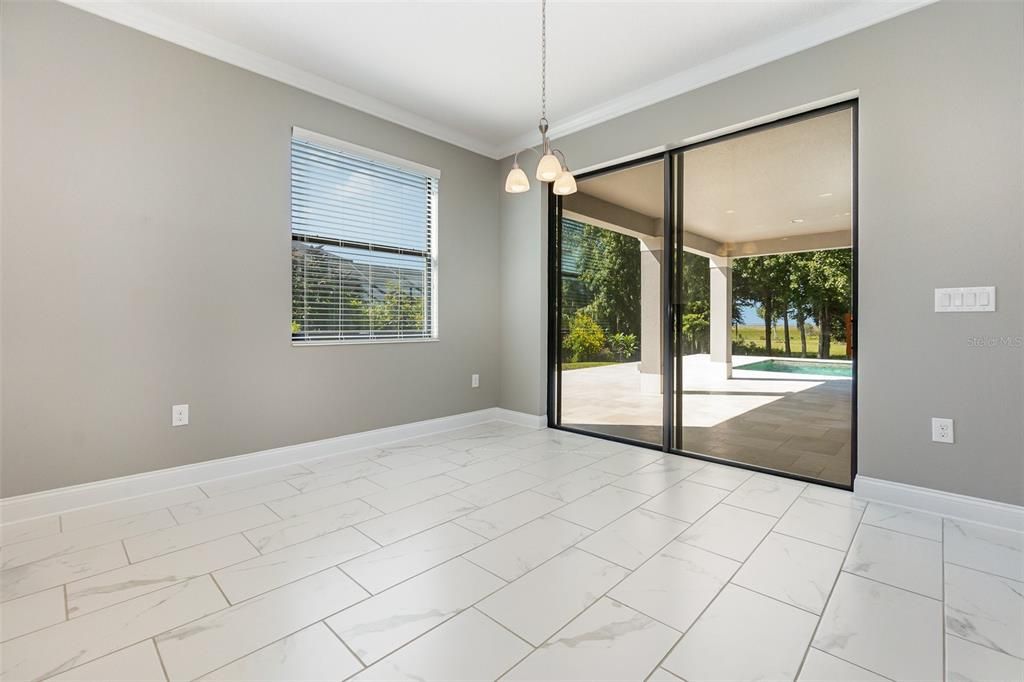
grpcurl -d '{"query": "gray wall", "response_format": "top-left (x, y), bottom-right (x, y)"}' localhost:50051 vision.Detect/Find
top-left (498, 156), bottom-right (549, 416)
top-left (498, 1), bottom-right (1024, 505)
top-left (1, 1), bottom-right (501, 496)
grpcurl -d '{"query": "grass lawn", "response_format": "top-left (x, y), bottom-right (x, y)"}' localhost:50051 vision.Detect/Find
top-left (562, 361), bottom-right (619, 371)
top-left (734, 325), bottom-right (850, 360)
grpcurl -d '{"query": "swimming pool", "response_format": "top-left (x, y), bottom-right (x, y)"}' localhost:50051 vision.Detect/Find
top-left (738, 359), bottom-right (853, 377)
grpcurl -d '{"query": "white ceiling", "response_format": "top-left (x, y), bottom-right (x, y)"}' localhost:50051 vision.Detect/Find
top-left (68, 0), bottom-right (932, 158)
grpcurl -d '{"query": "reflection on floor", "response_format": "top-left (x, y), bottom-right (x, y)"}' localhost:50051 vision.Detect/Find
top-left (561, 355), bottom-right (852, 485)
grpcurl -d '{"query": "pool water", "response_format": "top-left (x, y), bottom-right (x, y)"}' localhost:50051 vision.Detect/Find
top-left (738, 359), bottom-right (853, 377)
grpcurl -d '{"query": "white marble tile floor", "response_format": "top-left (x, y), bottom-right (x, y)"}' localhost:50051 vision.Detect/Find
top-left (0, 421), bottom-right (1019, 681)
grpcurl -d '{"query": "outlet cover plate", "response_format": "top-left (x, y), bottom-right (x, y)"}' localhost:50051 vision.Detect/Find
top-left (931, 417), bottom-right (954, 444)
top-left (172, 404), bottom-right (189, 427)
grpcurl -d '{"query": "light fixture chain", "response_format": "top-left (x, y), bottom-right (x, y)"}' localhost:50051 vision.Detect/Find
top-left (541, 0), bottom-right (547, 123)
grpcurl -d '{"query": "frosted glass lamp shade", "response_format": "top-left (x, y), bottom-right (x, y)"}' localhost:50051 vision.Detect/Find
top-left (536, 153), bottom-right (562, 182)
top-left (552, 170), bottom-right (577, 195)
top-left (504, 165), bottom-right (531, 193)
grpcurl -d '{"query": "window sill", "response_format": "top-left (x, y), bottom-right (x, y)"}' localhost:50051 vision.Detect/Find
top-left (292, 337), bottom-right (439, 347)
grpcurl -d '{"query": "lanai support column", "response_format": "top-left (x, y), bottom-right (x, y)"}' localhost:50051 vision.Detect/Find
top-left (709, 255), bottom-right (733, 380)
top-left (639, 236), bottom-right (663, 394)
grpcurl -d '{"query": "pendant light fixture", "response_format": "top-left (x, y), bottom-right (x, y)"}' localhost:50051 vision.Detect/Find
top-left (504, 0), bottom-right (577, 196)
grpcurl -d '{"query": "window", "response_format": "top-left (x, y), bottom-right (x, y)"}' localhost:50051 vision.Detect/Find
top-left (290, 128), bottom-right (439, 344)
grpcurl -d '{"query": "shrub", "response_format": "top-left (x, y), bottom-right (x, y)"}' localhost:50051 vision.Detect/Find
top-left (608, 332), bottom-right (638, 361)
top-left (564, 311), bottom-right (605, 362)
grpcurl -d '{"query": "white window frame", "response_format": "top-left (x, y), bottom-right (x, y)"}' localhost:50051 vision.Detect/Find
top-left (290, 127), bottom-right (440, 346)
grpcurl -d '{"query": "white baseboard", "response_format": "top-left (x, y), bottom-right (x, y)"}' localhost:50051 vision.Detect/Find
top-left (855, 476), bottom-right (1024, 532)
top-left (491, 408), bottom-right (548, 429)
top-left (0, 407), bottom-right (545, 524)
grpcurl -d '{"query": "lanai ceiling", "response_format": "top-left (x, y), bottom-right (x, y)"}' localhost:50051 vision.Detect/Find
top-left (574, 108), bottom-right (853, 254)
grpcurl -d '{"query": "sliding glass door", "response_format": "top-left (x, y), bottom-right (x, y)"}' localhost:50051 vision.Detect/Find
top-left (551, 102), bottom-right (857, 488)
top-left (673, 104), bottom-right (855, 487)
top-left (552, 158), bottom-right (665, 447)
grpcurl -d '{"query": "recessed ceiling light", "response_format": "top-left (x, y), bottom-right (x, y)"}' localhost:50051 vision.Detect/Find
top-left (819, 192), bottom-right (833, 198)
top-left (791, 218), bottom-right (805, 224)
top-left (725, 209), bottom-right (736, 214)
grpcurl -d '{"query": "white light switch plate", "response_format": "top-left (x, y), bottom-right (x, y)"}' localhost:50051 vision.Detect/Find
top-left (935, 286), bottom-right (995, 312)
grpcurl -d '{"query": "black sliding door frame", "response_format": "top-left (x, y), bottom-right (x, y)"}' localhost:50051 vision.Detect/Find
top-left (548, 99), bottom-right (859, 491)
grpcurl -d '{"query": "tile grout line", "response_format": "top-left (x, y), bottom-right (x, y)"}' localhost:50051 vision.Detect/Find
top-left (838, 568), bottom-right (945, 603)
top-left (473, 605), bottom-right (543, 649)
top-left (942, 558), bottom-right (1024, 583)
top-left (0, 508), bottom-right (184, 570)
top-left (16, 523), bottom-right (468, 657)
top-left (59, 532), bottom-right (271, 618)
top-left (792, 499), bottom-right (869, 680)
top-left (523, 487), bottom-right (754, 675)
top-left (326, 620), bottom-right (370, 673)
top-left (944, 631), bottom-right (1024, 664)
top-left (729, 581), bottom-right (825, 618)
top-left (658, 481), bottom-right (812, 677)
top-left (36, 637), bottom-right (170, 681)
top-left (127, 503), bottom-right (282, 562)
top-left (178, 567), bottom-right (380, 679)
top-left (861, 518), bottom-right (944, 542)
top-left (152, 636), bottom-right (172, 682)
top-left (942, 518), bottom-right (948, 682)
top-left (335, 563), bottom-right (376, 597)
top-left (330, 560), bottom-right (515, 676)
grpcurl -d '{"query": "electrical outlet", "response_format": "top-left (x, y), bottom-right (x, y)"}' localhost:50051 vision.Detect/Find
top-left (172, 404), bottom-right (189, 427)
top-left (471, 374), bottom-right (480, 388)
top-left (931, 417), bottom-right (954, 444)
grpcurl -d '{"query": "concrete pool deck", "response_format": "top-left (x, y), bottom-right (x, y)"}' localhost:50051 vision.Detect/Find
top-left (560, 354), bottom-right (852, 485)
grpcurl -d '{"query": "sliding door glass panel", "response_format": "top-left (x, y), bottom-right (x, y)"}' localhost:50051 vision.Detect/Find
top-left (673, 107), bottom-right (855, 486)
top-left (556, 159), bottom-right (665, 446)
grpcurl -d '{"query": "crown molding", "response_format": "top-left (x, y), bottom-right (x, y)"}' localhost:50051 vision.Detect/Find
top-left (494, 0), bottom-right (937, 158)
top-left (62, 0), bottom-right (936, 162)
top-left (60, 1), bottom-right (503, 159)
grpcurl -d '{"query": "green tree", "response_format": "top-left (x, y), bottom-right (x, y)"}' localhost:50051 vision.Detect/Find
top-left (803, 249), bottom-right (852, 358)
top-left (784, 252), bottom-right (818, 357)
top-left (733, 250), bottom-right (851, 358)
top-left (733, 255), bottom-right (789, 356)
top-left (577, 225), bottom-right (640, 336)
top-left (608, 332), bottom-right (638, 361)
top-left (680, 300), bottom-right (711, 353)
top-left (677, 251), bottom-right (717, 354)
top-left (563, 311), bottom-right (605, 362)
top-left (358, 282), bottom-right (425, 335)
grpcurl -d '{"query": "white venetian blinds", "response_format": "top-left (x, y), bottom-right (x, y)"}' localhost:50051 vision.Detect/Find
top-left (290, 128), bottom-right (438, 343)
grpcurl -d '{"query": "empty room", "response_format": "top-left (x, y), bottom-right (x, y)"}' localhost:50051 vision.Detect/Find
top-left (1, 1), bottom-right (1022, 681)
